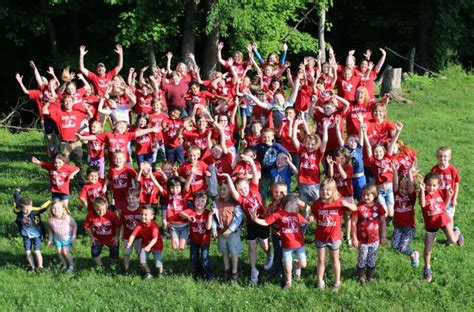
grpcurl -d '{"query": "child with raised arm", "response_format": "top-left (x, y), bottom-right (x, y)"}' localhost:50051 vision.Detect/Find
top-left (419, 173), bottom-right (464, 282)
top-left (309, 178), bottom-right (357, 290)
top-left (250, 193), bottom-right (308, 290)
top-left (102, 151), bottom-right (137, 212)
top-left (220, 167), bottom-right (273, 285)
top-left (177, 146), bottom-right (212, 195)
top-left (270, 152), bottom-right (298, 192)
top-left (180, 192), bottom-right (214, 281)
top-left (47, 201), bottom-right (77, 273)
top-left (431, 146), bottom-right (461, 226)
top-left (392, 165), bottom-right (420, 268)
top-left (83, 197), bottom-right (121, 267)
top-left (120, 188), bottom-right (142, 275)
top-left (351, 184), bottom-right (387, 284)
top-left (32, 154), bottom-right (79, 207)
top-left (211, 181), bottom-right (244, 281)
top-left (79, 166), bottom-right (105, 213)
top-left (162, 105), bottom-right (185, 165)
top-left (12, 190), bottom-right (50, 272)
top-left (127, 206), bottom-right (164, 279)
top-left (292, 118), bottom-right (330, 203)
top-left (137, 161), bottom-right (164, 208)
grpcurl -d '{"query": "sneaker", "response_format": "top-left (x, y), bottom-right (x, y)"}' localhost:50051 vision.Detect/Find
top-left (250, 268), bottom-right (259, 284)
top-left (263, 253), bottom-right (274, 271)
top-left (123, 269), bottom-right (130, 276)
top-left (143, 272), bottom-right (153, 280)
top-left (283, 281), bottom-right (292, 290)
top-left (292, 260), bottom-right (301, 278)
top-left (423, 267), bottom-right (432, 282)
top-left (457, 231), bottom-right (465, 247)
top-left (66, 266), bottom-right (74, 274)
top-left (231, 271), bottom-right (239, 282)
top-left (332, 283), bottom-right (341, 293)
top-left (223, 270), bottom-right (231, 281)
top-left (317, 280), bottom-right (326, 289)
top-left (411, 251), bottom-right (420, 268)
top-left (26, 266), bottom-right (35, 273)
top-left (37, 267), bottom-right (44, 273)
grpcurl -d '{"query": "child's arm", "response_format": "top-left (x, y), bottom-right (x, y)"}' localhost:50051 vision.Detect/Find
top-left (15, 74), bottom-right (29, 95)
top-left (379, 215), bottom-right (387, 245)
top-left (77, 73), bottom-right (91, 90)
top-left (180, 210), bottom-right (196, 223)
top-left (126, 232), bottom-right (136, 248)
top-left (249, 208), bottom-right (271, 226)
top-left (183, 168), bottom-right (195, 192)
top-left (31, 156), bottom-right (42, 166)
top-left (47, 226), bottom-right (54, 248)
top-left (361, 123), bottom-right (372, 158)
top-left (149, 172), bottom-right (164, 193)
top-left (341, 199), bottom-right (358, 212)
top-left (335, 95), bottom-right (350, 114)
top-left (319, 120), bottom-right (330, 153)
top-left (291, 119), bottom-right (303, 150)
top-left (97, 97), bottom-right (111, 116)
top-left (419, 182), bottom-right (426, 207)
top-left (29, 60), bottom-right (45, 88)
top-left (79, 45), bottom-right (90, 77)
top-left (453, 182), bottom-right (460, 206)
top-left (287, 77), bottom-right (300, 105)
top-left (392, 162), bottom-right (400, 192)
top-left (166, 52), bottom-right (173, 75)
top-left (219, 173), bottom-right (240, 202)
top-left (285, 154), bottom-right (298, 175)
top-left (407, 166), bottom-right (417, 194)
top-left (84, 227), bottom-right (97, 245)
top-left (374, 48), bottom-right (387, 73)
top-left (206, 211), bottom-right (214, 230)
top-left (326, 155), bottom-right (335, 178)
top-left (127, 68), bottom-right (135, 86)
top-left (114, 44), bottom-right (124, 74)
top-left (216, 42), bottom-right (226, 67)
top-left (241, 154), bottom-right (260, 183)
top-left (224, 205), bottom-right (244, 236)
top-left (70, 217), bottom-right (77, 245)
top-left (230, 99), bottom-right (239, 125)
top-left (216, 124), bottom-right (229, 154)
top-left (387, 122), bottom-right (403, 156)
top-left (351, 213), bottom-right (359, 248)
top-left (335, 116), bottom-right (345, 147)
top-left (139, 66), bottom-right (149, 86)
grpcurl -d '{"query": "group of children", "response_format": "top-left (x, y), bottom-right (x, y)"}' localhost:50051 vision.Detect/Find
top-left (13, 42), bottom-right (464, 289)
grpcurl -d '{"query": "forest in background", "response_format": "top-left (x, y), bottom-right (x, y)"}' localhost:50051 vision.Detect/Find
top-left (1, 0), bottom-right (473, 117)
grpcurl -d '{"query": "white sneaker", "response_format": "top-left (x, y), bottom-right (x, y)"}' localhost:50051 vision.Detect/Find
top-left (250, 268), bottom-right (259, 284)
top-left (292, 260), bottom-right (301, 278)
top-left (263, 253), bottom-right (274, 271)
top-left (66, 266), bottom-right (74, 273)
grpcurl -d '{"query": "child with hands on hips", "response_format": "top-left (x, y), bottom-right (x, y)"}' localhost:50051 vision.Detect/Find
top-left (419, 172), bottom-right (464, 282)
top-left (351, 184), bottom-right (387, 285)
top-left (250, 193), bottom-right (309, 290)
top-left (47, 201), bottom-right (77, 273)
top-left (308, 178), bottom-right (357, 290)
top-left (120, 188), bottom-right (142, 275)
top-left (126, 206), bottom-right (164, 279)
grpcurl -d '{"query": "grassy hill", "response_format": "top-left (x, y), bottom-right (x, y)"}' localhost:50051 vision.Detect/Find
top-left (0, 66), bottom-right (473, 311)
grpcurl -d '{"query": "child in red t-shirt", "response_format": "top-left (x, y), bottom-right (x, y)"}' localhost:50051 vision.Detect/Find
top-left (131, 112), bottom-right (155, 165)
top-left (351, 184), bottom-right (387, 284)
top-left (85, 121), bottom-right (106, 178)
top-left (309, 178), bottom-right (357, 289)
top-left (120, 188), bottom-right (142, 275)
top-left (79, 166), bottom-right (105, 213)
top-left (103, 151), bottom-right (138, 212)
top-left (251, 193), bottom-right (308, 290)
top-left (419, 173), bottom-right (464, 282)
top-left (162, 105), bottom-right (185, 165)
top-left (127, 206), bottom-right (164, 279)
top-left (180, 192), bottom-right (214, 280)
top-left (137, 161), bottom-right (164, 207)
top-left (392, 165), bottom-right (419, 268)
top-left (177, 146), bottom-right (211, 195)
top-left (84, 197), bottom-right (121, 267)
top-left (32, 154), bottom-right (79, 207)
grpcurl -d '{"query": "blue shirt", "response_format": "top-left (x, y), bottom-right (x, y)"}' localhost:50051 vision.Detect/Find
top-left (256, 143), bottom-right (288, 176)
top-left (270, 166), bottom-right (293, 191)
top-left (345, 143), bottom-right (364, 174)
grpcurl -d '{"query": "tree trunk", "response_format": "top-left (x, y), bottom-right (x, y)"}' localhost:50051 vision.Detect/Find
top-left (202, 0), bottom-right (219, 79)
top-left (381, 66), bottom-right (411, 103)
top-left (418, 0), bottom-right (432, 68)
top-left (69, 0), bottom-right (80, 48)
top-left (318, 8), bottom-right (326, 63)
top-left (148, 43), bottom-right (157, 68)
top-left (40, 0), bottom-right (57, 59)
top-left (408, 47), bottom-right (416, 74)
top-left (181, 0), bottom-right (197, 61)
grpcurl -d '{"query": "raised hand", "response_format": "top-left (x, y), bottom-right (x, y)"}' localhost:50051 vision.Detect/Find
top-left (80, 45), bottom-right (88, 56)
top-left (395, 122), bottom-right (403, 132)
top-left (114, 44), bottom-right (123, 55)
top-left (364, 49), bottom-right (372, 60)
top-left (166, 51), bottom-right (173, 59)
top-left (283, 43), bottom-right (288, 51)
top-left (29, 60), bottom-right (36, 69)
top-left (47, 67), bottom-right (55, 76)
top-left (15, 74), bottom-right (23, 83)
top-left (217, 42), bottom-right (224, 51)
top-left (31, 156), bottom-right (41, 164)
top-left (140, 66), bottom-right (149, 73)
top-left (326, 155), bottom-right (334, 166)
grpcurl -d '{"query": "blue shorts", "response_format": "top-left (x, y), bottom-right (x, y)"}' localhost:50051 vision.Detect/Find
top-left (377, 187), bottom-right (394, 208)
top-left (316, 240), bottom-right (341, 251)
top-left (352, 175), bottom-right (366, 201)
top-left (282, 246), bottom-right (307, 263)
top-left (52, 193), bottom-right (70, 201)
top-left (137, 153), bottom-right (153, 165)
top-left (23, 236), bottom-right (41, 251)
top-left (54, 237), bottom-right (72, 249)
top-left (445, 203), bottom-right (456, 217)
top-left (91, 242), bottom-right (119, 259)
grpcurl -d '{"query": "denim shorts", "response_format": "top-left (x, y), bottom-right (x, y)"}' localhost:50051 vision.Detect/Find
top-left (298, 183), bottom-right (320, 203)
top-left (316, 240), bottom-right (341, 250)
top-left (91, 242), bottom-right (119, 259)
top-left (169, 224), bottom-right (189, 241)
top-left (54, 236), bottom-right (72, 249)
top-left (218, 230), bottom-right (243, 256)
top-left (52, 192), bottom-right (70, 201)
top-left (282, 246), bottom-right (307, 263)
top-left (377, 187), bottom-right (394, 207)
top-left (140, 249), bottom-right (163, 267)
top-left (23, 236), bottom-right (41, 251)
top-left (123, 239), bottom-right (141, 256)
top-left (137, 153), bottom-right (154, 165)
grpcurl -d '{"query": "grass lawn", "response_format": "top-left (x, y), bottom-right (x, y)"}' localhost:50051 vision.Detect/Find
top-left (0, 66), bottom-right (473, 311)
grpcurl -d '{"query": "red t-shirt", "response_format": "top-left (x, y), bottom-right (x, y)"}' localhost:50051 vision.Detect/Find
top-left (244, 133), bottom-right (262, 148)
top-left (422, 190), bottom-right (450, 230)
top-left (107, 166), bottom-right (137, 202)
top-left (312, 198), bottom-right (347, 242)
top-left (120, 206), bottom-right (142, 240)
top-left (313, 109), bottom-right (347, 151)
top-left (149, 112), bottom-right (169, 141)
top-left (183, 129), bottom-right (212, 152)
top-left (99, 132), bottom-right (136, 161)
top-left (178, 161), bottom-right (209, 194)
top-left (83, 210), bottom-right (120, 246)
top-left (366, 119), bottom-right (395, 145)
top-left (138, 173), bottom-right (161, 204)
top-left (163, 189), bottom-right (189, 224)
top-left (213, 153), bottom-right (233, 181)
top-left (353, 202), bottom-right (385, 244)
top-left (431, 164), bottom-right (461, 200)
top-left (80, 179), bottom-right (105, 212)
top-left (40, 162), bottom-right (78, 195)
top-left (298, 147), bottom-right (323, 185)
top-left (182, 209), bottom-right (211, 245)
top-left (162, 118), bottom-right (184, 147)
top-left (334, 165), bottom-right (354, 197)
top-left (394, 147), bottom-right (417, 176)
top-left (87, 136), bottom-right (106, 159)
top-left (213, 123), bottom-right (236, 148)
top-left (48, 107), bottom-right (88, 141)
top-left (133, 131), bottom-right (154, 156)
top-left (134, 90), bottom-right (153, 114)
top-left (232, 160), bottom-right (262, 180)
top-left (277, 120), bottom-right (296, 153)
top-left (87, 69), bottom-right (117, 97)
top-left (337, 75), bottom-right (361, 102)
top-left (161, 79), bottom-right (188, 108)
top-left (393, 191), bottom-right (416, 228)
top-left (345, 101), bottom-right (377, 136)
top-left (131, 221), bottom-right (163, 251)
top-left (236, 182), bottom-right (265, 224)
top-left (28, 85), bottom-right (52, 120)
top-left (264, 210), bottom-right (306, 248)
top-left (294, 84), bottom-right (313, 113)
top-left (357, 70), bottom-right (377, 99)
top-left (368, 155), bottom-right (394, 185)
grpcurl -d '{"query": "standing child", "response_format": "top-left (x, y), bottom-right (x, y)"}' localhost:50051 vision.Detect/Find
top-left (431, 146), bottom-right (461, 226)
top-left (13, 190), bottom-right (50, 272)
top-left (83, 197), bottom-right (121, 267)
top-left (309, 179), bottom-right (357, 290)
top-left (250, 193), bottom-right (308, 290)
top-left (85, 121), bottom-right (106, 178)
top-left (162, 105), bottom-right (185, 165)
top-left (47, 201), bottom-right (77, 273)
top-left (419, 173), bottom-right (464, 282)
top-left (127, 206), bottom-right (164, 279)
top-left (120, 188), bottom-right (142, 275)
top-left (31, 154), bottom-right (79, 207)
top-left (180, 192), bottom-right (214, 280)
top-left (211, 181), bottom-right (244, 281)
top-left (137, 161), bottom-right (164, 208)
top-left (351, 184), bottom-right (387, 284)
top-left (79, 166), bottom-right (105, 213)
top-left (131, 112), bottom-right (155, 166)
top-left (270, 152), bottom-right (298, 192)
top-left (392, 165), bottom-right (419, 268)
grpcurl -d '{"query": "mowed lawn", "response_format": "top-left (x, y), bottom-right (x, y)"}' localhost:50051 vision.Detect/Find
top-left (0, 66), bottom-right (472, 311)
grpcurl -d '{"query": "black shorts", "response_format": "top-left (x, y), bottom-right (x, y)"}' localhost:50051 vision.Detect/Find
top-left (91, 242), bottom-right (119, 259)
top-left (426, 228), bottom-right (440, 233)
top-left (246, 222), bottom-right (270, 241)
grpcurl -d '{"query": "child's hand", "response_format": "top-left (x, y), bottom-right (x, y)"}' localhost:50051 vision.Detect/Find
top-left (79, 45), bottom-right (88, 56)
top-left (306, 215), bottom-right (314, 223)
top-left (364, 49), bottom-right (372, 60)
top-left (47, 240), bottom-right (53, 248)
top-left (189, 215), bottom-right (196, 223)
top-left (355, 113), bottom-right (364, 123)
top-left (31, 156), bottom-right (41, 164)
top-left (419, 182), bottom-right (426, 191)
top-left (322, 119), bottom-right (331, 128)
top-left (144, 246), bottom-right (151, 252)
top-left (140, 66), bottom-right (149, 73)
top-left (126, 242), bottom-right (132, 249)
top-left (326, 155), bottom-right (334, 166)
top-left (240, 154), bottom-right (251, 163)
top-left (223, 229), bottom-right (232, 238)
top-left (112, 236), bottom-right (119, 246)
top-left (115, 44), bottom-right (123, 55)
top-left (448, 187), bottom-right (455, 198)
top-left (380, 237), bottom-right (387, 246)
top-left (360, 123), bottom-right (368, 132)
top-left (392, 161), bottom-right (400, 171)
top-left (212, 230), bottom-right (218, 239)
top-left (352, 238), bottom-right (359, 248)
top-left (217, 41), bottom-right (224, 51)
top-left (395, 122), bottom-right (403, 132)
top-left (166, 51), bottom-right (173, 59)
top-left (90, 236), bottom-right (97, 245)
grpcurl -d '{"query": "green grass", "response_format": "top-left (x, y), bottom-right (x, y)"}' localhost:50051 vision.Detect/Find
top-left (0, 65), bottom-right (473, 311)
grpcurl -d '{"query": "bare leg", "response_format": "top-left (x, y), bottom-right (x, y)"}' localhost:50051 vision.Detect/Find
top-left (317, 248), bottom-right (326, 287)
top-left (34, 250), bottom-right (43, 268)
top-left (330, 249), bottom-right (341, 286)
